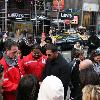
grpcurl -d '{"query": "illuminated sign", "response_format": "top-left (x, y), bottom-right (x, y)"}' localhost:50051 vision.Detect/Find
top-left (71, 16), bottom-right (78, 24)
top-left (53, 0), bottom-right (64, 11)
top-left (65, 15), bottom-right (79, 25)
top-left (83, 3), bottom-right (99, 12)
top-left (59, 12), bottom-right (74, 20)
top-left (8, 13), bottom-right (24, 18)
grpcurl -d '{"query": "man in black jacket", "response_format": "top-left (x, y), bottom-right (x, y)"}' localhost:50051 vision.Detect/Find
top-left (42, 44), bottom-right (71, 100)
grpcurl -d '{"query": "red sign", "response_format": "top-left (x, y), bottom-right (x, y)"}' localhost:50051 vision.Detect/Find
top-left (71, 16), bottom-right (78, 24)
top-left (65, 16), bottom-right (79, 25)
top-left (53, 0), bottom-right (64, 11)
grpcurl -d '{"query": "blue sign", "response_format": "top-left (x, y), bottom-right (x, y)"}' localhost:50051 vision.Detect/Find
top-left (64, 9), bottom-right (80, 13)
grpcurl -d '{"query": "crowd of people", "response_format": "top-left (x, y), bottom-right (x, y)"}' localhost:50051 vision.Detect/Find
top-left (0, 30), bottom-right (100, 100)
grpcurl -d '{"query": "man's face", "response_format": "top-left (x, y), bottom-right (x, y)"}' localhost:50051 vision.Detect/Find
top-left (46, 50), bottom-right (56, 60)
top-left (6, 45), bottom-right (18, 59)
top-left (79, 53), bottom-right (85, 61)
top-left (32, 49), bottom-right (41, 59)
top-left (94, 55), bottom-right (100, 63)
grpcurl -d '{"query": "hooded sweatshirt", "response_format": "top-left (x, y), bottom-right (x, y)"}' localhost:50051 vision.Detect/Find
top-left (37, 75), bottom-right (64, 100)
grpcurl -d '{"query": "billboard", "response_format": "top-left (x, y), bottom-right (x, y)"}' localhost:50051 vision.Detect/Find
top-left (59, 12), bottom-right (74, 20)
top-left (14, 22), bottom-right (33, 34)
top-left (53, 0), bottom-right (64, 11)
top-left (83, 3), bottom-right (99, 12)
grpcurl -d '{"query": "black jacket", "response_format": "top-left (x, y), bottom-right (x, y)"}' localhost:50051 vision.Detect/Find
top-left (42, 53), bottom-right (71, 99)
top-left (88, 35), bottom-right (100, 52)
top-left (69, 59), bottom-right (82, 100)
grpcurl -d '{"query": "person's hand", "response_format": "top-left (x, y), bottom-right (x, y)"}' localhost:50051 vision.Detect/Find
top-left (39, 82), bottom-right (42, 86)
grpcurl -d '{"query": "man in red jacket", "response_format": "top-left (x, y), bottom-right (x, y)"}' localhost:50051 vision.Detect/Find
top-left (0, 39), bottom-right (24, 100)
top-left (23, 44), bottom-right (47, 81)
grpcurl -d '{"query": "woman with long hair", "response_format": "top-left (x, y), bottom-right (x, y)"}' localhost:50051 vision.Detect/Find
top-left (16, 74), bottom-right (39, 100)
top-left (82, 85), bottom-right (100, 100)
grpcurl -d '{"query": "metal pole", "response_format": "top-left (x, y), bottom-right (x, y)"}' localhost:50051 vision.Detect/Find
top-left (64, 21), bottom-right (65, 32)
top-left (70, 20), bottom-right (71, 29)
top-left (5, 0), bottom-right (7, 31)
top-left (81, 0), bottom-right (83, 26)
top-left (57, 0), bottom-right (60, 32)
top-left (35, 0), bottom-right (37, 35)
top-left (43, 0), bottom-right (45, 33)
top-left (44, 0), bottom-right (46, 15)
top-left (43, 20), bottom-right (44, 32)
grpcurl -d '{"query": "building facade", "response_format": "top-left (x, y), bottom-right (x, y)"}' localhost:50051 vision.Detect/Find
top-left (0, 0), bottom-right (100, 33)
top-left (64, 0), bottom-right (100, 31)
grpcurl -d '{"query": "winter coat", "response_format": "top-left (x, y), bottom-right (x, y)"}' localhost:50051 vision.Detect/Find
top-left (0, 56), bottom-right (24, 100)
top-left (69, 59), bottom-right (82, 100)
top-left (42, 53), bottom-right (71, 99)
top-left (23, 52), bottom-right (47, 81)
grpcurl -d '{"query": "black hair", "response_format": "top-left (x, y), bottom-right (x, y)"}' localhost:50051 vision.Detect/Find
top-left (79, 66), bottom-right (100, 88)
top-left (90, 30), bottom-right (96, 36)
top-left (4, 39), bottom-right (17, 50)
top-left (16, 74), bottom-right (39, 100)
top-left (71, 48), bottom-right (84, 59)
top-left (46, 44), bottom-right (58, 52)
top-left (90, 48), bottom-right (100, 62)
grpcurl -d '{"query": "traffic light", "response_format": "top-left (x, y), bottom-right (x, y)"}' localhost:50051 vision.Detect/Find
top-left (16, 0), bottom-right (25, 9)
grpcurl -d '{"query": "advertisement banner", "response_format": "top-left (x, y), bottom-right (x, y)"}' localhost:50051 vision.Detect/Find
top-left (53, 0), bottom-right (64, 11)
top-left (14, 22), bottom-right (33, 34)
top-left (83, 3), bottom-right (99, 12)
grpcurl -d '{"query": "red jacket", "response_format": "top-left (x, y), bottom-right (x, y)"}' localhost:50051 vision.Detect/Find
top-left (0, 57), bottom-right (24, 100)
top-left (23, 52), bottom-right (47, 81)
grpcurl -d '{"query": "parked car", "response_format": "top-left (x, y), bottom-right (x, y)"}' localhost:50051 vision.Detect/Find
top-left (55, 34), bottom-right (83, 51)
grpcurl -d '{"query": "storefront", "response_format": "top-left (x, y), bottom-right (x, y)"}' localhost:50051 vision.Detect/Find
top-left (82, 2), bottom-right (99, 30)
top-left (7, 12), bottom-right (31, 32)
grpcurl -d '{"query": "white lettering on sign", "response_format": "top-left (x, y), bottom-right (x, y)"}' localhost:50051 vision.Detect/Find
top-left (60, 12), bottom-right (73, 20)
top-left (8, 13), bottom-right (24, 18)
top-left (61, 13), bottom-right (73, 18)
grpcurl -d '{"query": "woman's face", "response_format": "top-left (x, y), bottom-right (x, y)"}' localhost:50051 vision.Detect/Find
top-left (93, 55), bottom-right (100, 63)
top-left (76, 42), bottom-right (80, 47)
